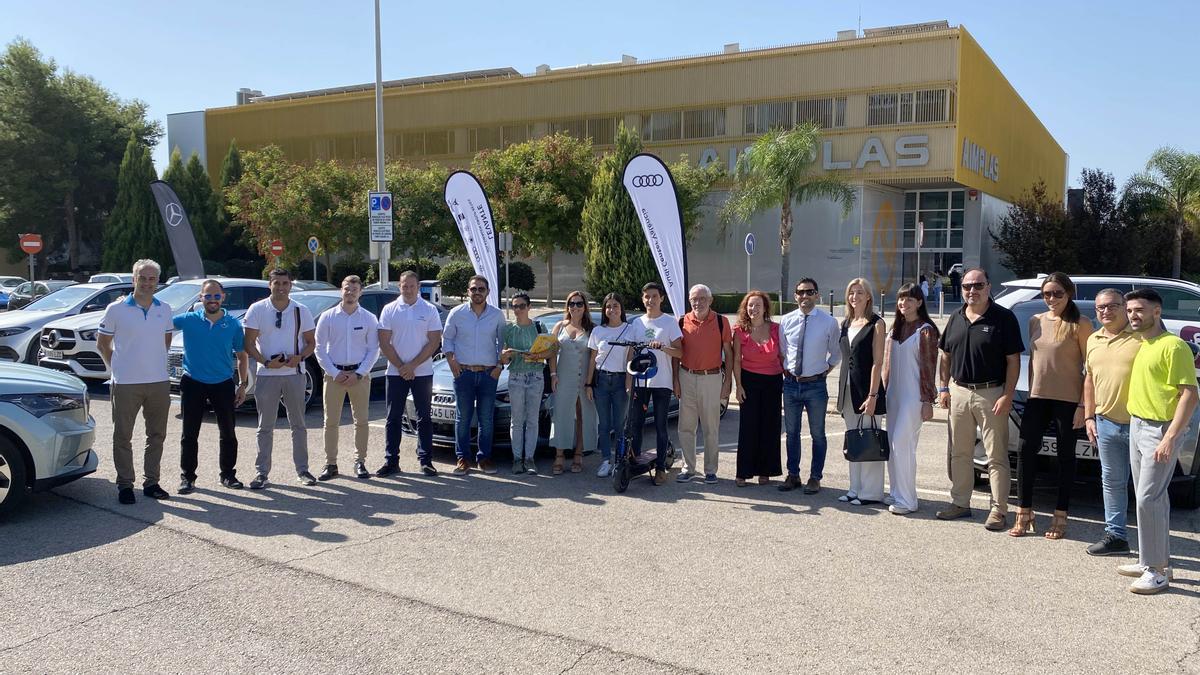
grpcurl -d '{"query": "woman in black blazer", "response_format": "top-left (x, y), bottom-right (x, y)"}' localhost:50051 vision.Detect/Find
top-left (837, 277), bottom-right (887, 505)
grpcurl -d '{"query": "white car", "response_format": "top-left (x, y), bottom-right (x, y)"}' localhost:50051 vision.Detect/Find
top-left (39, 279), bottom-right (271, 381)
top-left (0, 362), bottom-right (97, 515)
top-left (971, 275), bottom-right (1200, 508)
top-left (0, 283), bottom-right (131, 365)
top-left (88, 273), bottom-right (134, 284)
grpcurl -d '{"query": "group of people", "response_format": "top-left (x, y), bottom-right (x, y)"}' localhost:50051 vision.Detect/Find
top-left (100, 260), bottom-right (1193, 595)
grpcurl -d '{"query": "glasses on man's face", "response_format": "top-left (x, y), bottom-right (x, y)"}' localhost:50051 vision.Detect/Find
top-left (1097, 303), bottom-right (1124, 313)
top-left (202, 293), bottom-right (223, 301)
top-left (568, 300), bottom-right (585, 308)
top-left (1042, 290), bottom-right (1066, 299)
top-left (795, 289), bottom-right (817, 297)
top-left (961, 282), bottom-right (987, 292)
top-left (275, 310), bottom-right (283, 328)
top-left (511, 303), bottom-right (528, 310)
top-left (468, 287), bottom-right (487, 294)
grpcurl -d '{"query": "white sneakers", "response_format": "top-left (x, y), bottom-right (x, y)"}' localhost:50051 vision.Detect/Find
top-left (596, 460), bottom-right (612, 477)
top-left (1118, 564), bottom-right (1172, 594)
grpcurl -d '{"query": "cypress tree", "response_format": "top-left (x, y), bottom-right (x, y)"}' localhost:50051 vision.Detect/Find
top-left (216, 139), bottom-right (253, 257)
top-left (102, 135), bottom-right (167, 270)
top-left (182, 152), bottom-right (219, 257)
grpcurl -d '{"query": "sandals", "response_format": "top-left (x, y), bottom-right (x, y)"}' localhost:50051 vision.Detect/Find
top-left (571, 453), bottom-right (583, 473)
top-left (1008, 507), bottom-right (1035, 537)
top-left (1045, 510), bottom-right (1068, 540)
top-left (552, 456), bottom-right (565, 475)
top-left (736, 478), bottom-right (747, 487)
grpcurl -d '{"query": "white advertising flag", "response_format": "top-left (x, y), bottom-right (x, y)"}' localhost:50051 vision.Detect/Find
top-left (622, 153), bottom-right (688, 314)
top-left (444, 171), bottom-right (500, 307)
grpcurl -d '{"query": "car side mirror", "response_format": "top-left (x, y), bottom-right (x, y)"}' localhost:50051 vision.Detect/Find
top-left (83, 303), bottom-right (105, 313)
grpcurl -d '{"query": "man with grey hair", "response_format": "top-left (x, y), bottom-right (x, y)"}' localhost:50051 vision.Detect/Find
top-left (673, 283), bottom-right (733, 483)
top-left (97, 259), bottom-right (174, 504)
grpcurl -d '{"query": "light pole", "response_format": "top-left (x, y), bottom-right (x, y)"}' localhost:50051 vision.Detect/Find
top-left (374, 0), bottom-right (389, 288)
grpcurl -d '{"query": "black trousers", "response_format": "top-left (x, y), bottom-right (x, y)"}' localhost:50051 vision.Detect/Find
top-left (385, 374), bottom-right (434, 465)
top-left (180, 375), bottom-right (239, 480)
top-left (737, 369), bottom-right (783, 479)
top-left (1017, 397), bottom-right (1078, 510)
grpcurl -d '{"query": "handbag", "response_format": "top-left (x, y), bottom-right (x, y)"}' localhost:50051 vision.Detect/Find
top-left (843, 414), bottom-right (890, 462)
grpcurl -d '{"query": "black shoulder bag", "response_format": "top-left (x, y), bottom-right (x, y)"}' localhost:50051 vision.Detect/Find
top-left (843, 414), bottom-right (890, 462)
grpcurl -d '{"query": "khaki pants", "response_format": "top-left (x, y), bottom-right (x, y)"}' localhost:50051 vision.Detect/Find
top-left (948, 381), bottom-right (1011, 513)
top-left (323, 373), bottom-right (371, 465)
top-left (111, 381), bottom-right (171, 489)
top-left (678, 369), bottom-right (724, 475)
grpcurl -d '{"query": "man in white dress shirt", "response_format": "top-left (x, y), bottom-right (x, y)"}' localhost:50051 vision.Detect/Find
top-left (314, 275), bottom-right (380, 480)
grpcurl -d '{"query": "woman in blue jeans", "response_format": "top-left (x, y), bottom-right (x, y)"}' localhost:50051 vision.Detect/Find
top-left (586, 293), bottom-right (633, 478)
top-left (500, 293), bottom-right (553, 474)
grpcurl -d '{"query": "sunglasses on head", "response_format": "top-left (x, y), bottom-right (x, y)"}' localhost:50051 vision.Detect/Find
top-left (795, 289), bottom-right (816, 297)
top-left (1042, 289), bottom-right (1066, 299)
top-left (202, 293), bottom-right (223, 301)
top-left (961, 282), bottom-right (987, 291)
top-left (568, 300), bottom-right (585, 308)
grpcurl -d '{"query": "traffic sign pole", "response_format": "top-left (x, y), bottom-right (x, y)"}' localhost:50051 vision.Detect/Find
top-left (308, 236), bottom-right (320, 281)
top-left (744, 233), bottom-right (756, 292)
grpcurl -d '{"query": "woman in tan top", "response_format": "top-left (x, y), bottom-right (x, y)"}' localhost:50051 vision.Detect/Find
top-left (1011, 272), bottom-right (1093, 539)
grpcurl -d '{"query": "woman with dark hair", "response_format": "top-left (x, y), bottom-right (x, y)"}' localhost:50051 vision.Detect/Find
top-left (1011, 272), bottom-right (1093, 539)
top-left (587, 292), bottom-right (633, 478)
top-left (549, 290), bottom-right (598, 474)
top-left (731, 290), bottom-right (784, 486)
top-left (500, 292), bottom-right (553, 474)
top-left (882, 283), bottom-right (939, 514)
top-left (837, 277), bottom-right (888, 505)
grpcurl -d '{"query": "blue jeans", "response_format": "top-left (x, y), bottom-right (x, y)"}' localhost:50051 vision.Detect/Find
top-left (453, 369), bottom-right (499, 462)
top-left (594, 371), bottom-right (628, 461)
top-left (1096, 415), bottom-right (1131, 540)
top-left (507, 371), bottom-right (543, 462)
top-left (385, 374), bottom-right (433, 465)
top-left (783, 378), bottom-right (828, 479)
top-left (631, 386), bottom-right (671, 470)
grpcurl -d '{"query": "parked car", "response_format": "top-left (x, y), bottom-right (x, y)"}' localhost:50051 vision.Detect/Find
top-left (292, 280), bottom-right (338, 291)
top-left (167, 288), bottom-right (402, 410)
top-left (967, 290), bottom-right (1200, 509)
top-left (0, 362), bottom-right (97, 515)
top-left (39, 278), bottom-right (271, 381)
top-left (0, 276), bottom-right (28, 310)
top-left (0, 282), bottom-right (128, 365)
top-left (7, 280), bottom-right (76, 311)
top-left (88, 273), bottom-right (134, 284)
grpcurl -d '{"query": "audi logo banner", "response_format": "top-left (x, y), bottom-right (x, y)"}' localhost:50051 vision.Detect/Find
top-left (444, 171), bottom-right (500, 307)
top-left (149, 180), bottom-right (205, 281)
top-left (622, 154), bottom-right (688, 314)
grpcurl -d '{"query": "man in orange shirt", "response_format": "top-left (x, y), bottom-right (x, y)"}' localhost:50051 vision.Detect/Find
top-left (673, 284), bottom-right (733, 484)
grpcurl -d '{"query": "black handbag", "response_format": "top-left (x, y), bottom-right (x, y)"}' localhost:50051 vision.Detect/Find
top-left (843, 414), bottom-right (890, 462)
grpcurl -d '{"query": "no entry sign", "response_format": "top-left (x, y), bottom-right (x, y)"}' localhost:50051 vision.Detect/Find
top-left (19, 234), bottom-right (42, 255)
top-left (269, 240), bottom-right (284, 256)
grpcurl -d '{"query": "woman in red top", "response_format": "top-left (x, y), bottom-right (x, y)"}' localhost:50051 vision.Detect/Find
top-left (732, 290), bottom-right (785, 486)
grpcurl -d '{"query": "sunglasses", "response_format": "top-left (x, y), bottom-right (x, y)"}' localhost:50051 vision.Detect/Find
top-left (795, 289), bottom-right (817, 297)
top-left (1042, 290), bottom-right (1066, 299)
top-left (275, 310), bottom-right (283, 328)
top-left (202, 293), bottom-right (223, 301)
top-left (1096, 303), bottom-right (1124, 312)
top-left (510, 303), bottom-right (528, 310)
top-left (568, 300), bottom-right (586, 308)
top-left (961, 282), bottom-right (987, 292)
top-left (468, 287), bottom-right (487, 293)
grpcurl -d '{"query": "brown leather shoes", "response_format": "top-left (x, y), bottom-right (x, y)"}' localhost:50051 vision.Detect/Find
top-left (984, 508), bottom-right (1008, 531)
top-left (453, 458), bottom-right (470, 476)
top-left (778, 474), bottom-right (801, 492)
top-left (936, 504), bottom-right (973, 520)
top-left (477, 458), bottom-right (498, 474)
top-left (653, 468), bottom-right (667, 485)
top-left (802, 478), bottom-right (821, 494)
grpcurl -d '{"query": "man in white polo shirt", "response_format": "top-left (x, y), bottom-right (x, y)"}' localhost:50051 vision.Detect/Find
top-left (97, 259), bottom-right (174, 505)
top-left (243, 268), bottom-right (318, 489)
top-left (314, 275), bottom-right (380, 481)
top-left (377, 270), bottom-right (443, 476)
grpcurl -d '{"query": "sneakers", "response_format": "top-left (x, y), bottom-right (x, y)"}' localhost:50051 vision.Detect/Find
top-left (1128, 567), bottom-right (1171, 595)
top-left (220, 476), bottom-right (244, 490)
top-left (936, 504), bottom-right (973, 520)
top-left (1087, 534), bottom-right (1131, 557)
top-left (421, 463), bottom-right (439, 477)
top-left (453, 459), bottom-right (470, 476)
top-left (596, 460), bottom-right (612, 477)
top-left (1118, 563), bottom-right (1173, 580)
top-left (653, 468), bottom-right (668, 485)
top-left (525, 461), bottom-right (537, 475)
top-left (889, 505), bottom-right (915, 515)
top-left (249, 474), bottom-right (268, 490)
top-left (297, 471), bottom-right (317, 486)
top-left (477, 458), bottom-right (498, 474)
top-left (838, 492), bottom-right (857, 503)
top-left (676, 469), bottom-right (694, 483)
top-left (178, 475), bottom-right (195, 495)
top-left (512, 460), bottom-right (525, 474)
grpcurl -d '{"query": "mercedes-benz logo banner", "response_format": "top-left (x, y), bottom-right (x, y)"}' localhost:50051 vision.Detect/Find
top-left (621, 154), bottom-right (688, 314)
top-left (444, 171), bottom-right (500, 307)
top-left (149, 180), bottom-right (205, 281)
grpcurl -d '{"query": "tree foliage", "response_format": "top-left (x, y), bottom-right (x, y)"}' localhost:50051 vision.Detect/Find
top-left (102, 135), bottom-right (167, 270)
top-left (0, 38), bottom-right (160, 272)
top-left (161, 149), bottom-right (219, 259)
top-left (1124, 146), bottom-right (1200, 279)
top-left (719, 122), bottom-right (855, 304)
top-left (385, 162), bottom-right (456, 261)
top-left (990, 179), bottom-right (1075, 278)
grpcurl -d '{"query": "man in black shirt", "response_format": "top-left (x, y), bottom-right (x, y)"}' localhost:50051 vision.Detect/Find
top-left (936, 267), bottom-right (1023, 529)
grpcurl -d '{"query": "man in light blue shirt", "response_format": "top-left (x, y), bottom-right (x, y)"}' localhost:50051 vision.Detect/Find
top-left (777, 277), bottom-right (841, 494)
top-left (441, 274), bottom-right (506, 475)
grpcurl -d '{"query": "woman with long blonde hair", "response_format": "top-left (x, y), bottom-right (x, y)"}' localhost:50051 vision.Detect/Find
top-left (836, 277), bottom-right (888, 505)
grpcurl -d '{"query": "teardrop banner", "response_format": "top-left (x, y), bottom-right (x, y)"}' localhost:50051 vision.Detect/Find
top-left (444, 170), bottom-right (500, 307)
top-left (149, 180), bottom-right (205, 281)
top-left (621, 153), bottom-right (688, 315)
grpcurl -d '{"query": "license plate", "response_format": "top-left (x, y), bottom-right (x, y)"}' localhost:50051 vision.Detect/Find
top-left (43, 349), bottom-right (62, 359)
top-left (170, 366), bottom-right (183, 380)
top-left (430, 406), bottom-right (456, 421)
top-left (1039, 437), bottom-right (1097, 459)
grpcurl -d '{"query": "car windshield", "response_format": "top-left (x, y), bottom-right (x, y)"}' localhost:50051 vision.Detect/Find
top-left (24, 286), bottom-right (95, 311)
top-left (154, 281), bottom-right (205, 315)
top-left (0, 279), bottom-right (23, 289)
top-left (294, 293), bottom-right (340, 317)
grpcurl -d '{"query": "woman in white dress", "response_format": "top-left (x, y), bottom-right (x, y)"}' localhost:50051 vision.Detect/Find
top-left (837, 277), bottom-right (887, 505)
top-left (881, 282), bottom-right (939, 515)
top-left (549, 290), bottom-right (598, 474)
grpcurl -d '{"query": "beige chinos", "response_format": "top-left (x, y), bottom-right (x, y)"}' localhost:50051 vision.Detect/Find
top-left (323, 373), bottom-right (372, 464)
top-left (948, 381), bottom-right (1011, 513)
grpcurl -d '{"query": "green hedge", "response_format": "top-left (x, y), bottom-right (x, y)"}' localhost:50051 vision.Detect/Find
top-left (711, 292), bottom-right (799, 316)
top-left (437, 260), bottom-right (475, 296)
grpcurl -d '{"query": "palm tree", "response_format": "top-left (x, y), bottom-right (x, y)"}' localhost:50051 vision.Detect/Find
top-left (720, 122), bottom-right (856, 308)
top-left (1125, 147), bottom-right (1200, 279)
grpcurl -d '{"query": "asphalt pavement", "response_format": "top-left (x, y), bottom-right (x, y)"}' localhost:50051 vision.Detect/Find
top-left (2, 377), bottom-right (1198, 673)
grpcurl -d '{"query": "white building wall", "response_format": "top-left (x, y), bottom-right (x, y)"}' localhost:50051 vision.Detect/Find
top-left (166, 111), bottom-right (207, 167)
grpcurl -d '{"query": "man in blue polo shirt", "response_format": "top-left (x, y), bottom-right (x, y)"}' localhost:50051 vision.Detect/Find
top-left (174, 279), bottom-right (249, 493)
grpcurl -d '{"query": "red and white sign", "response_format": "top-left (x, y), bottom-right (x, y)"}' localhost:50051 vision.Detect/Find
top-left (19, 234), bottom-right (42, 255)
top-left (269, 240), bottom-right (284, 256)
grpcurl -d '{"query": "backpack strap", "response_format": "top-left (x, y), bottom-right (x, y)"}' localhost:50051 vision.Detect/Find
top-left (293, 305), bottom-right (302, 375)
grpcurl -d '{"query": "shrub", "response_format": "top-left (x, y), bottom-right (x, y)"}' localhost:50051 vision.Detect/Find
top-left (224, 258), bottom-right (263, 279)
top-left (331, 259), bottom-right (370, 285)
top-left (437, 260), bottom-right (475, 296)
top-left (711, 292), bottom-right (797, 316)
top-left (390, 257), bottom-right (441, 281)
top-left (498, 261), bottom-right (535, 291)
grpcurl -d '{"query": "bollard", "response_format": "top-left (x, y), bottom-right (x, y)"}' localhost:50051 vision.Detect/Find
top-left (938, 290), bottom-right (944, 318)
top-left (828, 290), bottom-right (834, 314)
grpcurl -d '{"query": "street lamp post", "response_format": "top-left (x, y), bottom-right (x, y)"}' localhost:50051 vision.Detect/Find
top-left (374, 0), bottom-right (389, 288)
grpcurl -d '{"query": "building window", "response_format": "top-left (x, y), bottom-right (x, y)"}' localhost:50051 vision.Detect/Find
top-left (587, 117), bottom-right (616, 145)
top-left (795, 97), bottom-right (847, 129)
top-left (502, 124), bottom-right (530, 148)
top-left (401, 132), bottom-right (424, 158)
top-left (743, 102), bottom-right (795, 135)
top-left (902, 189), bottom-right (965, 251)
top-left (640, 111), bottom-right (682, 142)
top-left (868, 89), bottom-right (950, 126)
top-left (469, 127), bottom-right (503, 152)
top-left (682, 108), bottom-right (726, 139)
top-left (549, 119), bottom-right (588, 140)
top-left (425, 130), bottom-right (453, 156)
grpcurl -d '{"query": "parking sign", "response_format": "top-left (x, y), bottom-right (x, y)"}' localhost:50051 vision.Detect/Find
top-left (369, 191), bottom-right (393, 242)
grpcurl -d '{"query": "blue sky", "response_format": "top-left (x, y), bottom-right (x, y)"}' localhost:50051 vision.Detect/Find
top-left (4, 0), bottom-right (1196, 188)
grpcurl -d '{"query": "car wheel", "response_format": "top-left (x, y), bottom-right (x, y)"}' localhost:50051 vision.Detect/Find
top-left (24, 338), bottom-right (40, 365)
top-left (302, 361), bottom-right (319, 410)
top-left (0, 436), bottom-right (29, 516)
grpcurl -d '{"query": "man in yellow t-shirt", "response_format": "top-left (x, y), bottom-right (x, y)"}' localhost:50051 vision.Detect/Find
top-left (1082, 289), bottom-right (1142, 557)
top-left (1118, 289), bottom-right (1198, 595)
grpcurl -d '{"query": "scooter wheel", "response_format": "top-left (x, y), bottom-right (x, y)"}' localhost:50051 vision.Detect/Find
top-left (613, 462), bottom-right (630, 493)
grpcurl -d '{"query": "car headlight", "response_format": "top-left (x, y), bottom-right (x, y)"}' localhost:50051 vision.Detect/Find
top-left (0, 392), bottom-right (85, 417)
top-left (78, 329), bottom-right (98, 341)
top-left (0, 326), bottom-right (30, 337)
